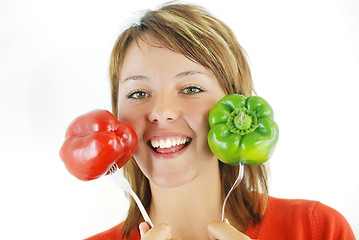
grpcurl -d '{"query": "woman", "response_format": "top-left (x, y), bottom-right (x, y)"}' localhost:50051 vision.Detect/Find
top-left (86, 3), bottom-right (354, 240)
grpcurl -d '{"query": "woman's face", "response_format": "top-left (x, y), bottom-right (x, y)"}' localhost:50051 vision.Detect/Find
top-left (117, 35), bottom-right (226, 187)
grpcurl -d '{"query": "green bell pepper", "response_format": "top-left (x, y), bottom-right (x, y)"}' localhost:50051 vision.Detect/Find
top-left (208, 94), bottom-right (279, 165)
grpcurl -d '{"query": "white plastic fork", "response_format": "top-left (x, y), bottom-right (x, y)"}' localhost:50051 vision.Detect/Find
top-left (110, 162), bottom-right (243, 226)
top-left (110, 165), bottom-right (154, 228)
top-left (221, 162), bottom-right (245, 222)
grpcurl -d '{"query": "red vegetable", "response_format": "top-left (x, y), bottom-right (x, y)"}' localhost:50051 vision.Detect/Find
top-left (59, 109), bottom-right (138, 181)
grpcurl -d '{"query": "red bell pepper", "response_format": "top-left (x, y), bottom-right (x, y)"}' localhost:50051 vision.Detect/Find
top-left (59, 109), bottom-right (138, 181)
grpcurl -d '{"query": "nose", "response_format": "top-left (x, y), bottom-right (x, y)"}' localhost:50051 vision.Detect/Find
top-left (148, 94), bottom-right (180, 123)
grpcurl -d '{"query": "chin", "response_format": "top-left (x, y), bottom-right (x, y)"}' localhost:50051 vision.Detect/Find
top-left (149, 165), bottom-right (199, 188)
top-left (153, 174), bottom-right (195, 188)
top-left (134, 150), bottom-right (216, 188)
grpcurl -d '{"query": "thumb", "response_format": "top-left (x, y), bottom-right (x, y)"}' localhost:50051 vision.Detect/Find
top-left (139, 222), bottom-right (151, 237)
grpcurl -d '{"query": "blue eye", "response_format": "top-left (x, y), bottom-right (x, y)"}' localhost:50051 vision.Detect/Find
top-left (127, 90), bottom-right (150, 99)
top-left (181, 85), bottom-right (205, 95)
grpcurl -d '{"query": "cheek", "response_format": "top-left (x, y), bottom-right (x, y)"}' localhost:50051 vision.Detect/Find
top-left (183, 101), bottom-right (211, 142)
top-left (184, 97), bottom-right (217, 127)
top-left (183, 98), bottom-right (223, 153)
top-left (117, 104), bottom-right (146, 140)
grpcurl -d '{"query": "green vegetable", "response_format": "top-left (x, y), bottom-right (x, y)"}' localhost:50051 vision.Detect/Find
top-left (208, 94), bottom-right (279, 165)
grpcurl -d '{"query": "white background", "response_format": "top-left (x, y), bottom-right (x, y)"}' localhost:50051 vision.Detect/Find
top-left (1, 0), bottom-right (358, 239)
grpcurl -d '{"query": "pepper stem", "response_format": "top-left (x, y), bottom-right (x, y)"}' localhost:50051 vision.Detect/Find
top-left (234, 111), bottom-right (252, 130)
top-left (226, 107), bottom-right (258, 135)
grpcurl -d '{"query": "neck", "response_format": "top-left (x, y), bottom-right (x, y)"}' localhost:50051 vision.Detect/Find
top-left (148, 159), bottom-right (222, 240)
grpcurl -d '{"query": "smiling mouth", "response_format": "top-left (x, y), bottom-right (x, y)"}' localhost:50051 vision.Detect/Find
top-left (148, 137), bottom-right (192, 154)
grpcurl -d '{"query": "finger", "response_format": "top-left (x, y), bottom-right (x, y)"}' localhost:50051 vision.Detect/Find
top-left (140, 223), bottom-right (171, 240)
top-left (139, 222), bottom-right (151, 237)
top-left (208, 221), bottom-right (251, 240)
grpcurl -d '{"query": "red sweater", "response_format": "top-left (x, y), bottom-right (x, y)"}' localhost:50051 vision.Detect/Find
top-left (85, 196), bottom-right (355, 240)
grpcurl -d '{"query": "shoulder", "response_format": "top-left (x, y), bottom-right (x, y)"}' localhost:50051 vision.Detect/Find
top-left (267, 196), bottom-right (351, 226)
top-left (246, 196), bottom-right (355, 239)
top-left (266, 196), bottom-right (325, 220)
top-left (308, 199), bottom-right (356, 239)
top-left (84, 222), bottom-right (141, 240)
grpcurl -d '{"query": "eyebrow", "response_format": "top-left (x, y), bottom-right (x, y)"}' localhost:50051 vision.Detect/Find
top-left (175, 71), bottom-right (204, 78)
top-left (122, 75), bottom-right (149, 82)
top-left (122, 71), bottom-right (204, 83)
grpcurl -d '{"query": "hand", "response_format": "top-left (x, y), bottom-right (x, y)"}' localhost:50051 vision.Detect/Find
top-left (139, 222), bottom-right (174, 240)
top-left (208, 221), bottom-right (251, 240)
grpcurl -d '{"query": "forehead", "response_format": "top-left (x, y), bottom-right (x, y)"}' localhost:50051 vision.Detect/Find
top-left (124, 36), bottom-right (165, 61)
top-left (120, 35), bottom-right (210, 77)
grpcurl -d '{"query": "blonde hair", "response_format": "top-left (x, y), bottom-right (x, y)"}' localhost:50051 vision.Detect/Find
top-left (109, 3), bottom-right (268, 238)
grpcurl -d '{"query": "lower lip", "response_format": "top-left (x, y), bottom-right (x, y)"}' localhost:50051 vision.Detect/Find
top-left (148, 142), bottom-right (191, 159)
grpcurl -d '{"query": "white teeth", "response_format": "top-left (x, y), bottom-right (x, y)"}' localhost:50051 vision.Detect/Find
top-left (159, 140), bottom-right (165, 148)
top-left (165, 139), bottom-right (171, 148)
top-left (150, 137), bottom-right (189, 149)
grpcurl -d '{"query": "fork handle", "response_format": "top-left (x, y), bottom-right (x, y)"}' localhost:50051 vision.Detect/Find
top-left (112, 172), bottom-right (154, 228)
top-left (127, 187), bottom-right (154, 228)
top-left (221, 162), bottom-right (245, 222)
